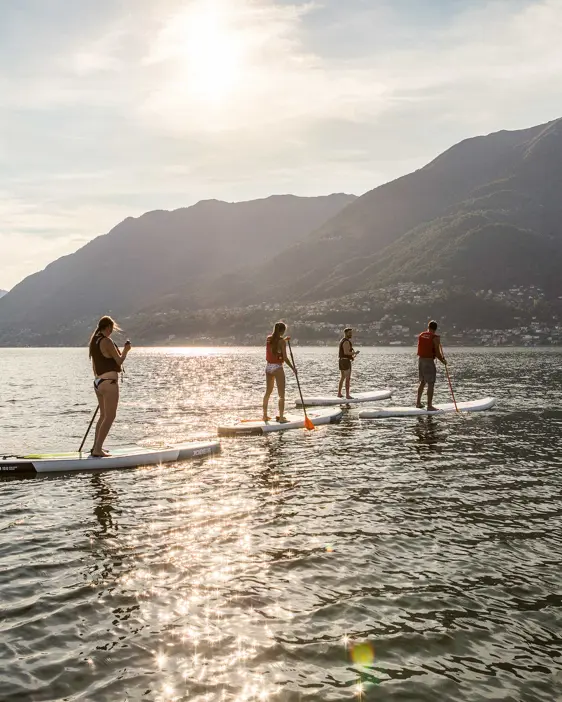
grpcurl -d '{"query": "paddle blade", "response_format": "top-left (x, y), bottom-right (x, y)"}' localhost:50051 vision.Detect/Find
top-left (304, 416), bottom-right (315, 431)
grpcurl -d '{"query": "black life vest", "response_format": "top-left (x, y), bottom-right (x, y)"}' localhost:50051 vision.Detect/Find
top-left (91, 333), bottom-right (121, 376)
top-left (339, 337), bottom-right (354, 359)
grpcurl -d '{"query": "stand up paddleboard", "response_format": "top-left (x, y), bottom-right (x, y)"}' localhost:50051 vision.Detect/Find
top-left (296, 389), bottom-right (392, 407)
top-left (359, 397), bottom-right (496, 418)
top-left (0, 440), bottom-right (220, 475)
top-left (218, 408), bottom-right (343, 436)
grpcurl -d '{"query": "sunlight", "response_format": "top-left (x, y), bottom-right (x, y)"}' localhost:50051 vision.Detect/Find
top-left (157, 0), bottom-right (246, 105)
top-left (143, 0), bottom-right (320, 132)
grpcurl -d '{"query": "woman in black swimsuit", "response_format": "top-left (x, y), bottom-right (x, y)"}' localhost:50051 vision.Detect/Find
top-left (88, 316), bottom-right (131, 457)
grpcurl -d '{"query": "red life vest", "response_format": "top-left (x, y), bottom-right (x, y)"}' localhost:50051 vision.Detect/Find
top-left (266, 336), bottom-right (283, 364)
top-left (417, 331), bottom-right (437, 358)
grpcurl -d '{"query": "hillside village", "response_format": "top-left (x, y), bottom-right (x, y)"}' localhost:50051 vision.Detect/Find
top-left (136, 283), bottom-right (562, 347)
top-left (283, 284), bottom-right (562, 347)
top-left (7, 281), bottom-right (559, 347)
top-left (287, 284), bottom-right (562, 346)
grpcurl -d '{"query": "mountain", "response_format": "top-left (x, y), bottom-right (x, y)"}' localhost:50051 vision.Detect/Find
top-left (0, 194), bottom-right (355, 343)
top-left (208, 118), bottom-right (562, 305)
top-left (125, 118), bottom-right (562, 324)
top-left (2, 116), bottom-right (561, 346)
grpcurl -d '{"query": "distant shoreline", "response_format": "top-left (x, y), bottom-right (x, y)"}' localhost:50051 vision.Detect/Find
top-left (1, 343), bottom-right (561, 350)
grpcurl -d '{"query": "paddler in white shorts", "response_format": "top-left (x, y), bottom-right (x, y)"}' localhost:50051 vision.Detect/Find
top-left (263, 321), bottom-right (296, 422)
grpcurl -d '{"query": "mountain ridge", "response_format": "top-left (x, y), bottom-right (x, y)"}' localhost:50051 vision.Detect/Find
top-left (0, 193), bottom-right (356, 341)
top-left (192, 117), bottom-right (562, 307)
top-left (1, 117), bottom-right (561, 346)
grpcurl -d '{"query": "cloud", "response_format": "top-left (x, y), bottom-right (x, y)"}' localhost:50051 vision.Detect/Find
top-left (139, 0), bottom-right (393, 135)
top-left (0, 0), bottom-right (561, 288)
top-left (0, 186), bottom-right (128, 290)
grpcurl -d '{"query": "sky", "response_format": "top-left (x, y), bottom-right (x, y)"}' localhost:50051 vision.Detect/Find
top-left (0, 0), bottom-right (561, 290)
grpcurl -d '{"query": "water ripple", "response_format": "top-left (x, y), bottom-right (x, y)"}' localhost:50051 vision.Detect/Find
top-left (0, 347), bottom-right (561, 700)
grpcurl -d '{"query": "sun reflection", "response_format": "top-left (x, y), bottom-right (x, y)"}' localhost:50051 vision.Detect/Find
top-left (108, 449), bottom-right (284, 700)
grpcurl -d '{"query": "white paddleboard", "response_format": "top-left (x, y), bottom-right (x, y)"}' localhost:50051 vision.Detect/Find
top-left (0, 440), bottom-right (220, 475)
top-left (359, 397), bottom-right (496, 418)
top-left (296, 389), bottom-right (392, 407)
top-left (218, 408), bottom-right (343, 436)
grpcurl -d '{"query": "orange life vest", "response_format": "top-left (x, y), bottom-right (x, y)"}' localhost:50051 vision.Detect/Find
top-left (266, 336), bottom-right (283, 364)
top-left (417, 331), bottom-right (437, 358)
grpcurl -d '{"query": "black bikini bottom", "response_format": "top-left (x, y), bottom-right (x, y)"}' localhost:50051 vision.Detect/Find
top-left (94, 378), bottom-right (117, 390)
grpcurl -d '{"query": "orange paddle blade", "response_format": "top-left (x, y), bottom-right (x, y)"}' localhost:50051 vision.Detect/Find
top-left (304, 416), bottom-right (315, 431)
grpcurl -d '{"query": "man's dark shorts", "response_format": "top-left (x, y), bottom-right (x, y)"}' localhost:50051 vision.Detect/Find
top-left (418, 357), bottom-right (436, 384)
top-left (339, 358), bottom-right (352, 372)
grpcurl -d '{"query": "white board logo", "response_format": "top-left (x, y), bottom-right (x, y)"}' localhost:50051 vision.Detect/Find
top-left (192, 448), bottom-right (213, 456)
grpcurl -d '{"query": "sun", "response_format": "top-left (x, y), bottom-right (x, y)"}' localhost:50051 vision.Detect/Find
top-left (163, 0), bottom-right (246, 104)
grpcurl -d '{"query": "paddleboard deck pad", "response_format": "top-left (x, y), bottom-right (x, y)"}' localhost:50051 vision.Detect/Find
top-left (0, 440), bottom-right (220, 475)
top-left (359, 397), bottom-right (496, 418)
top-left (296, 389), bottom-right (392, 407)
top-left (218, 408), bottom-right (343, 436)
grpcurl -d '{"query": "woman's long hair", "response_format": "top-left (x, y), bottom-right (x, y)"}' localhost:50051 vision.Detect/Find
top-left (89, 316), bottom-right (120, 358)
top-left (268, 321), bottom-right (286, 357)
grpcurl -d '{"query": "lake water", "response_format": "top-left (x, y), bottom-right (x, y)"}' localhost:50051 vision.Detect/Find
top-left (0, 347), bottom-right (561, 702)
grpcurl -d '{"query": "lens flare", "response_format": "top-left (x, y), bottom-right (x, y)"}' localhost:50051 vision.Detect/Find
top-left (350, 641), bottom-right (375, 667)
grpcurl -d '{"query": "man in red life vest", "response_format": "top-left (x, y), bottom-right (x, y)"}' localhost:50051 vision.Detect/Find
top-left (416, 320), bottom-right (447, 411)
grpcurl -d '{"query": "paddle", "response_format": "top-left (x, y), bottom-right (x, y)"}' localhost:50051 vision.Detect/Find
top-left (286, 339), bottom-right (315, 431)
top-left (78, 406), bottom-right (99, 453)
top-left (440, 344), bottom-right (459, 413)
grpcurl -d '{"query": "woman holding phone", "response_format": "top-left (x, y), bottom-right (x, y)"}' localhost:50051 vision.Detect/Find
top-left (88, 315), bottom-right (131, 457)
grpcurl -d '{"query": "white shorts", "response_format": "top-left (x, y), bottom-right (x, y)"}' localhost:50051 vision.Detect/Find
top-left (265, 363), bottom-right (283, 375)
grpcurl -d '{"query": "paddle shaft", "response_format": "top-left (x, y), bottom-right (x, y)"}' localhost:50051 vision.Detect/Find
top-left (78, 405), bottom-right (99, 453)
top-left (440, 344), bottom-right (459, 412)
top-left (286, 340), bottom-right (312, 423)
